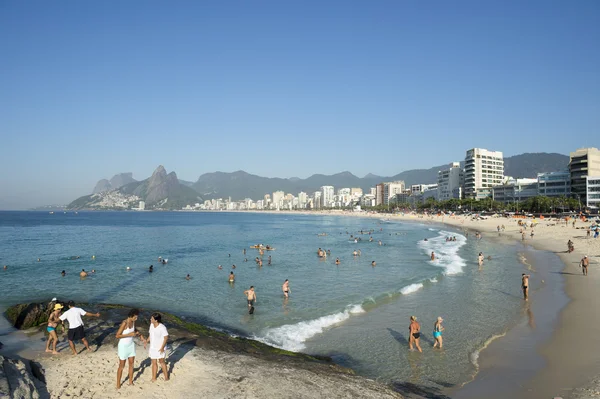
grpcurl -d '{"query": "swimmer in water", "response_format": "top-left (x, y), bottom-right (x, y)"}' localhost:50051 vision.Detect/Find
top-left (232, 264), bottom-right (236, 269)
top-left (186, 274), bottom-right (191, 280)
top-left (431, 252), bottom-right (435, 261)
top-left (37, 258), bottom-right (41, 262)
top-left (478, 253), bottom-right (484, 267)
top-left (335, 258), bottom-right (340, 265)
top-left (282, 279), bottom-right (290, 298)
top-left (371, 261), bottom-right (376, 267)
top-left (229, 272), bottom-right (235, 282)
top-left (409, 316), bottom-right (422, 353)
top-left (61, 270), bottom-right (66, 276)
top-left (218, 265), bottom-right (223, 270)
top-left (80, 269), bottom-right (88, 277)
top-left (149, 265), bottom-right (154, 273)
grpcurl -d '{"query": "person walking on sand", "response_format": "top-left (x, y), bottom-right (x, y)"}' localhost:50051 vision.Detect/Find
top-left (282, 279), bottom-right (290, 298)
top-left (59, 301), bottom-right (100, 355)
top-left (409, 316), bottom-right (422, 352)
top-left (45, 303), bottom-right (64, 355)
top-left (116, 309), bottom-right (146, 389)
top-left (581, 256), bottom-right (589, 276)
top-left (148, 313), bottom-right (169, 383)
top-left (244, 286), bottom-right (256, 312)
top-left (522, 274), bottom-right (530, 300)
top-left (433, 317), bottom-right (445, 349)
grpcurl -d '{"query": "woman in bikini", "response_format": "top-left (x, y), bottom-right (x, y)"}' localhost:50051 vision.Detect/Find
top-left (409, 316), bottom-right (422, 353)
top-left (433, 317), bottom-right (444, 349)
top-left (45, 303), bottom-right (64, 354)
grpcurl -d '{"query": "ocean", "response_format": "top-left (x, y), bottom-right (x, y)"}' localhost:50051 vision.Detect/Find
top-left (0, 211), bottom-right (561, 390)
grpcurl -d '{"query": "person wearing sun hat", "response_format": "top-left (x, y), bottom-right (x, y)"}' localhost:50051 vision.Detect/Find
top-left (433, 316), bottom-right (445, 349)
top-left (45, 303), bottom-right (64, 355)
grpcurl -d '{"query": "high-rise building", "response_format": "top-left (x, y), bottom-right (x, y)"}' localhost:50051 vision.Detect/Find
top-left (464, 148), bottom-right (504, 199)
top-left (375, 184), bottom-right (384, 206)
top-left (370, 187), bottom-right (377, 196)
top-left (570, 148), bottom-right (600, 206)
top-left (351, 188), bottom-right (363, 197)
top-left (537, 171), bottom-right (571, 197)
top-left (313, 191), bottom-right (322, 209)
top-left (272, 191), bottom-right (285, 210)
top-left (438, 162), bottom-right (464, 200)
top-left (586, 177), bottom-right (600, 209)
top-left (383, 181), bottom-right (405, 205)
top-left (298, 192), bottom-right (308, 209)
top-left (321, 186), bottom-right (334, 208)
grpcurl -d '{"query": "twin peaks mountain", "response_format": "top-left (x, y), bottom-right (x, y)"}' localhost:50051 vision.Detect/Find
top-left (68, 152), bottom-right (569, 210)
top-left (68, 166), bottom-right (202, 210)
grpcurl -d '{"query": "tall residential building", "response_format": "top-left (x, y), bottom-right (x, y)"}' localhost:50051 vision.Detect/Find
top-left (272, 191), bottom-right (285, 210)
top-left (438, 162), bottom-right (464, 200)
top-left (375, 183), bottom-right (384, 206)
top-left (298, 192), bottom-right (308, 209)
top-left (383, 181), bottom-right (405, 205)
top-left (370, 187), bottom-right (377, 196)
top-left (313, 191), bottom-right (322, 209)
top-left (570, 148), bottom-right (600, 206)
top-left (321, 186), bottom-right (335, 208)
top-left (586, 177), bottom-right (600, 209)
top-left (264, 194), bottom-right (271, 208)
top-left (351, 188), bottom-right (363, 197)
top-left (537, 171), bottom-right (571, 197)
top-left (464, 148), bottom-right (504, 199)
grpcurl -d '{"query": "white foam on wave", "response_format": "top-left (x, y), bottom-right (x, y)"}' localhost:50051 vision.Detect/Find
top-left (430, 277), bottom-right (438, 283)
top-left (400, 283), bottom-right (424, 295)
top-left (418, 230), bottom-right (467, 275)
top-left (255, 304), bottom-right (365, 352)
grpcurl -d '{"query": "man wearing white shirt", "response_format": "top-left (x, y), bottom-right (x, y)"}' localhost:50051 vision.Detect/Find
top-left (59, 301), bottom-right (100, 355)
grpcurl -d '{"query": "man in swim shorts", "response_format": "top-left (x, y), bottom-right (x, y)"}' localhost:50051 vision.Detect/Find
top-left (244, 286), bottom-right (256, 311)
top-left (581, 256), bottom-right (589, 276)
top-left (282, 279), bottom-right (290, 298)
top-left (229, 271), bottom-right (235, 282)
top-left (522, 274), bottom-right (530, 300)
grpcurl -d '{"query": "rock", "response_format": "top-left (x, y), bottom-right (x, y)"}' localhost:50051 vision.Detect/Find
top-left (0, 355), bottom-right (44, 399)
top-left (5, 300), bottom-right (60, 330)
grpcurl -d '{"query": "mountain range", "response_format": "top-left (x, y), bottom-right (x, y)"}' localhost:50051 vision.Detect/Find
top-left (71, 152), bottom-right (569, 209)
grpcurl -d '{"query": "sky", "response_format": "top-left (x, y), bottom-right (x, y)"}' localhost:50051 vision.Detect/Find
top-left (1, 1), bottom-right (599, 209)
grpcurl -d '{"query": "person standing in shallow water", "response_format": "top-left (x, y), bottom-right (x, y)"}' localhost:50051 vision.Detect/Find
top-left (116, 309), bottom-right (146, 389)
top-left (433, 317), bottom-right (444, 349)
top-left (148, 313), bottom-right (169, 383)
top-left (522, 274), bottom-right (530, 300)
top-left (409, 316), bottom-right (422, 353)
top-left (282, 279), bottom-right (290, 298)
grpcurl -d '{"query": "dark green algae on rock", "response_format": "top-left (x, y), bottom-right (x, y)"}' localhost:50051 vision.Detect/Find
top-left (4, 301), bottom-right (351, 375)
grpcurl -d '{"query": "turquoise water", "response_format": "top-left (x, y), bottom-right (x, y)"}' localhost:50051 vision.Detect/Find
top-left (0, 211), bottom-right (546, 389)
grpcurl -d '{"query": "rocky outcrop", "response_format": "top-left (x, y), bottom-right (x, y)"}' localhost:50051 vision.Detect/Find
top-left (92, 173), bottom-right (137, 194)
top-left (92, 179), bottom-right (111, 194)
top-left (0, 356), bottom-right (45, 399)
top-left (4, 300), bottom-right (59, 330)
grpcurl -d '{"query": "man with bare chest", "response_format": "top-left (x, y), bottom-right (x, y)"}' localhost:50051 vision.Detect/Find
top-left (522, 274), bottom-right (530, 300)
top-left (581, 256), bottom-right (589, 276)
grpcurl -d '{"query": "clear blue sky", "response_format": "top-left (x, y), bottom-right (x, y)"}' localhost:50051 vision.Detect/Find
top-left (1, 1), bottom-right (598, 208)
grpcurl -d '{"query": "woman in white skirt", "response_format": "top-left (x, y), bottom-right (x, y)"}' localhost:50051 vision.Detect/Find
top-left (148, 313), bottom-right (169, 382)
top-left (116, 309), bottom-right (145, 389)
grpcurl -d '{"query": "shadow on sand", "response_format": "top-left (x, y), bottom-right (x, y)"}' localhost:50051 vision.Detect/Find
top-left (391, 380), bottom-right (454, 399)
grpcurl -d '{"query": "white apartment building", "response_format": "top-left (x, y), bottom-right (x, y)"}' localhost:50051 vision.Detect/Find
top-left (351, 188), bottom-right (363, 197)
top-left (464, 148), bottom-right (504, 199)
top-left (321, 186), bottom-right (335, 208)
top-left (383, 181), bottom-right (405, 205)
top-left (438, 162), bottom-right (464, 201)
top-left (492, 178), bottom-right (538, 204)
top-left (313, 191), bottom-right (322, 209)
top-left (570, 148), bottom-right (600, 206)
top-left (537, 171), bottom-right (571, 197)
top-left (586, 176), bottom-right (600, 209)
top-left (272, 191), bottom-right (285, 210)
top-left (370, 187), bottom-right (377, 196)
top-left (298, 192), bottom-right (308, 209)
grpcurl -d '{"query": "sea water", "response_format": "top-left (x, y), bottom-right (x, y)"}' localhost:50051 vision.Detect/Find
top-left (0, 211), bottom-right (539, 389)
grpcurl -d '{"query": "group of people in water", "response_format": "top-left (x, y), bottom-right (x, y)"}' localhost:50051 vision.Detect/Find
top-left (408, 315), bottom-right (445, 352)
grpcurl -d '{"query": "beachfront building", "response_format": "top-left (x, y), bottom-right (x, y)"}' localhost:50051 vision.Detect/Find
top-left (321, 186), bottom-right (335, 208)
top-left (438, 162), bottom-right (464, 201)
top-left (337, 188), bottom-right (351, 206)
top-left (537, 171), bottom-right (571, 198)
top-left (351, 188), bottom-right (363, 198)
top-left (361, 194), bottom-right (376, 207)
top-left (570, 148), bottom-right (600, 206)
top-left (313, 191), bottom-right (322, 209)
top-left (383, 181), bottom-right (405, 205)
top-left (370, 187), bottom-right (376, 196)
top-left (586, 177), bottom-right (600, 209)
top-left (298, 192), bottom-right (308, 209)
top-left (492, 178), bottom-right (538, 204)
top-left (375, 183), bottom-right (384, 206)
top-left (464, 148), bottom-right (504, 200)
top-left (272, 191), bottom-right (285, 210)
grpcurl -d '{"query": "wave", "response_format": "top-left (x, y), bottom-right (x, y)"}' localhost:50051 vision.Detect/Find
top-left (430, 277), bottom-right (438, 283)
top-left (400, 283), bottom-right (424, 295)
top-left (469, 332), bottom-right (507, 372)
top-left (256, 304), bottom-right (365, 351)
top-left (418, 230), bottom-right (467, 275)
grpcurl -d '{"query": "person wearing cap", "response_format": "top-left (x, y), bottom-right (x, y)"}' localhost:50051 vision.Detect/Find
top-left (59, 301), bottom-right (100, 355)
top-left (581, 256), bottom-right (590, 276)
top-left (433, 317), bottom-right (445, 349)
top-left (45, 303), bottom-right (64, 355)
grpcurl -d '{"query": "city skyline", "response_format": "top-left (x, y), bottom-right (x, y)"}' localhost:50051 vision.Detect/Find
top-left (2, 2), bottom-right (599, 208)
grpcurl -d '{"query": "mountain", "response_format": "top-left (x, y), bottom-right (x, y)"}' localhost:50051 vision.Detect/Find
top-left (92, 173), bottom-right (137, 194)
top-left (191, 152), bottom-right (569, 200)
top-left (69, 166), bottom-right (202, 210)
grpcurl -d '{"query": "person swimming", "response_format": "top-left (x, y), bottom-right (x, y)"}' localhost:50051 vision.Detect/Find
top-left (229, 272), bottom-right (235, 282)
top-left (335, 258), bottom-right (340, 265)
top-left (61, 270), bottom-right (66, 276)
top-left (186, 274), bottom-right (191, 280)
top-left (149, 265), bottom-right (154, 273)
